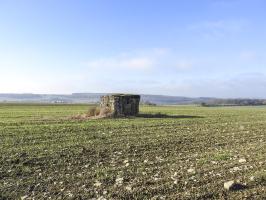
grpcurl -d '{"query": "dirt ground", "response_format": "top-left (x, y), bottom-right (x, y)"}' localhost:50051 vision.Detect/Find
top-left (0, 104), bottom-right (265, 199)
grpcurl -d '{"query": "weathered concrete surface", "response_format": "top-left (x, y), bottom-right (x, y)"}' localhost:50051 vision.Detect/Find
top-left (100, 94), bottom-right (140, 117)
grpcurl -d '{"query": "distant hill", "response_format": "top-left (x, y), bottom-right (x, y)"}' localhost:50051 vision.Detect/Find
top-left (0, 93), bottom-right (265, 106)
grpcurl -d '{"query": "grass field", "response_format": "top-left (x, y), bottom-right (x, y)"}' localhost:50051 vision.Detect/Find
top-left (0, 104), bottom-right (265, 199)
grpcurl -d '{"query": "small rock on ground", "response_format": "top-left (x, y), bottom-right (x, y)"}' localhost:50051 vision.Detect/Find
top-left (224, 180), bottom-right (247, 191)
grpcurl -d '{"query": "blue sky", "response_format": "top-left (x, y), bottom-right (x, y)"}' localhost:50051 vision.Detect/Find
top-left (0, 0), bottom-right (266, 98)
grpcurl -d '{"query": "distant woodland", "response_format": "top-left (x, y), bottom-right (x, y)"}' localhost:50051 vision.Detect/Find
top-left (201, 99), bottom-right (266, 107)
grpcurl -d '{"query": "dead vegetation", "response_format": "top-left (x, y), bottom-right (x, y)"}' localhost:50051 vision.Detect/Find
top-left (70, 106), bottom-right (113, 120)
top-left (88, 106), bottom-right (101, 116)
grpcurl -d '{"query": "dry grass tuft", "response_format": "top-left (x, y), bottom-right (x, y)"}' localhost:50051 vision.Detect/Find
top-left (70, 106), bottom-right (113, 120)
top-left (99, 107), bottom-right (112, 117)
top-left (87, 107), bottom-right (101, 117)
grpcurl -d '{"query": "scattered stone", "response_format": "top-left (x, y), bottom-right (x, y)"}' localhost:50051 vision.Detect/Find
top-left (67, 192), bottom-right (74, 197)
top-left (224, 180), bottom-right (247, 191)
top-left (94, 180), bottom-right (102, 187)
top-left (211, 161), bottom-right (218, 165)
top-left (187, 168), bottom-right (196, 174)
top-left (250, 176), bottom-right (255, 181)
top-left (239, 158), bottom-right (246, 163)
top-left (21, 196), bottom-right (28, 200)
top-left (224, 181), bottom-right (234, 190)
top-left (115, 177), bottom-right (124, 186)
top-left (97, 197), bottom-right (107, 200)
top-left (232, 166), bottom-right (241, 172)
top-left (125, 186), bottom-right (132, 191)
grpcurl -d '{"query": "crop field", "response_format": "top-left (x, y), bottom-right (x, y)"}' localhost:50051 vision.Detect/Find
top-left (0, 104), bottom-right (265, 199)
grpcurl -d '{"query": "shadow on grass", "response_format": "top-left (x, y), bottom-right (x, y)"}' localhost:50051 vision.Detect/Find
top-left (136, 113), bottom-right (203, 119)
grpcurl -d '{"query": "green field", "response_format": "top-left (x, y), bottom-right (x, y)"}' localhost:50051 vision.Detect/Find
top-left (0, 104), bottom-right (265, 199)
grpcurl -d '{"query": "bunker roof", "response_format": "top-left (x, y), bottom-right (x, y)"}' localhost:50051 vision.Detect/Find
top-left (110, 94), bottom-right (140, 98)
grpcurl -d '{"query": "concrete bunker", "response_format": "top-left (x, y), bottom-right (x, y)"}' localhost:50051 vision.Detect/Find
top-left (100, 94), bottom-right (140, 117)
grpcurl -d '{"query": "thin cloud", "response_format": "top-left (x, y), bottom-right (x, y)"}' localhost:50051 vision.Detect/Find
top-left (211, 0), bottom-right (241, 8)
top-left (86, 57), bottom-right (154, 70)
top-left (188, 19), bottom-right (248, 39)
top-left (83, 48), bottom-right (195, 72)
top-left (239, 50), bottom-right (258, 61)
top-left (175, 60), bottom-right (194, 70)
top-left (132, 73), bottom-right (266, 98)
